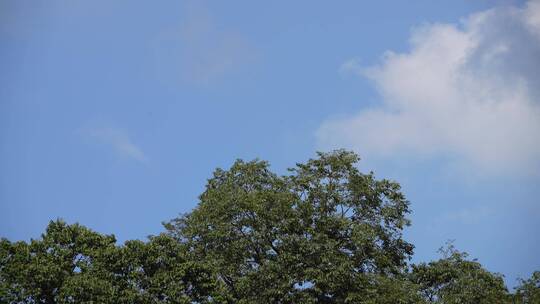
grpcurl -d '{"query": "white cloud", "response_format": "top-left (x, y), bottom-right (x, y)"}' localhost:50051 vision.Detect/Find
top-left (318, 1), bottom-right (540, 175)
top-left (85, 126), bottom-right (147, 163)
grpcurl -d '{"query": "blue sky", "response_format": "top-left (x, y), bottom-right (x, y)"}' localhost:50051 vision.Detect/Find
top-left (1, 0), bottom-right (539, 287)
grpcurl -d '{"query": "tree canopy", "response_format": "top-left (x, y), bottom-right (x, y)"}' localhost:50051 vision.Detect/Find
top-left (410, 243), bottom-right (509, 303)
top-left (1, 150), bottom-right (538, 303)
top-left (0, 221), bottom-right (217, 303)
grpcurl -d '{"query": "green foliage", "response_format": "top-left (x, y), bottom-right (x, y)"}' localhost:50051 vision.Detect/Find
top-left (0, 220), bottom-right (216, 303)
top-left (1, 151), bottom-right (538, 303)
top-left (0, 220), bottom-right (117, 303)
top-left (411, 243), bottom-right (510, 303)
top-left (165, 150), bottom-right (417, 302)
top-left (514, 271), bottom-right (540, 303)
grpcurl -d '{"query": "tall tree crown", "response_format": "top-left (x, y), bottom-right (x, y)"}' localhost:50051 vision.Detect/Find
top-left (165, 150), bottom-right (415, 302)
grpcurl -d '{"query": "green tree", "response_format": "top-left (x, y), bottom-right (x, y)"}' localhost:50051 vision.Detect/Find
top-left (411, 243), bottom-right (510, 303)
top-left (106, 235), bottom-right (220, 303)
top-left (165, 150), bottom-right (421, 303)
top-left (513, 271), bottom-right (540, 303)
top-left (4, 150), bottom-right (536, 303)
top-left (0, 220), bottom-right (217, 303)
top-left (0, 220), bottom-right (117, 303)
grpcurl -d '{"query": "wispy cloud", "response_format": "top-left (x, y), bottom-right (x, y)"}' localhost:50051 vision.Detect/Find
top-left (84, 126), bottom-right (147, 163)
top-left (318, 1), bottom-right (540, 176)
top-left (153, 2), bottom-right (255, 85)
top-left (339, 57), bottom-right (362, 75)
top-left (443, 206), bottom-right (495, 225)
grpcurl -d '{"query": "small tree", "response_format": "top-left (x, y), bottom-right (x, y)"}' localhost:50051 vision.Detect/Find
top-left (411, 243), bottom-right (509, 303)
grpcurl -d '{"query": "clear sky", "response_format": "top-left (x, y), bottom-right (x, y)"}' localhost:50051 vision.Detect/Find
top-left (1, 0), bottom-right (539, 288)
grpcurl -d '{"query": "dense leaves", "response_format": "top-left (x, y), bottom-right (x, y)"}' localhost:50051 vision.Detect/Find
top-left (165, 150), bottom-right (416, 302)
top-left (1, 151), bottom-right (538, 303)
top-left (515, 271), bottom-right (540, 303)
top-left (411, 243), bottom-right (509, 303)
top-left (0, 221), bottom-right (216, 303)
